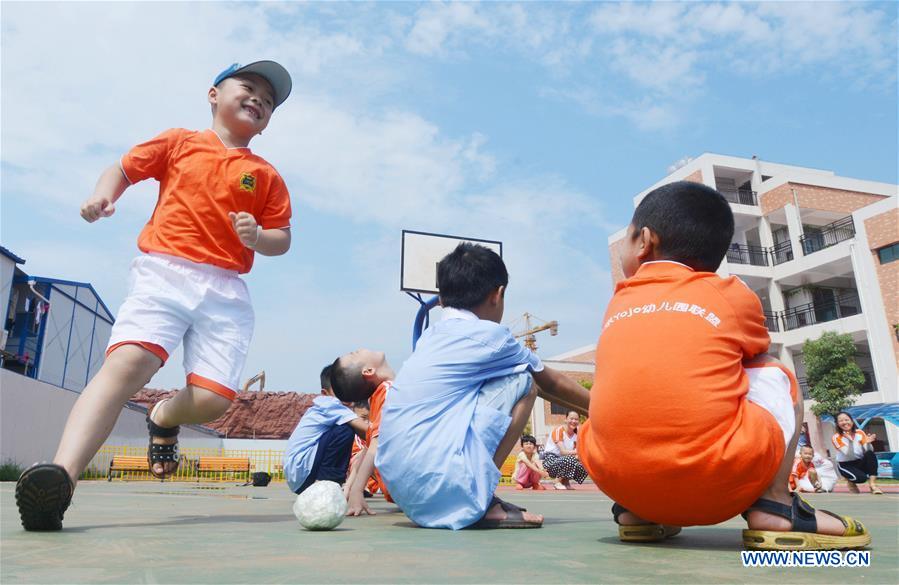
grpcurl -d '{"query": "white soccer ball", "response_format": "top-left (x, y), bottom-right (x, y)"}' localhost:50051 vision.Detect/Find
top-left (293, 481), bottom-right (347, 531)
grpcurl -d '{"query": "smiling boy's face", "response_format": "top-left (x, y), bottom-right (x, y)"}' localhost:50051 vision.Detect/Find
top-left (209, 73), bottom-right (275, 138)
top-left (800, 446), bottom-right (814, 464)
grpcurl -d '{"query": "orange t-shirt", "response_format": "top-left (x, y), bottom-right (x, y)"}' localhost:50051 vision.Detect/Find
top-left (367, 381), bottom-right (391, 444)
top-left (578, 261), bottom-right (782, 526)
top-left (121, 128), bottom-right (292, 273)
top-left (367, 381), bottom-right (392, 500)
top-left (789, 459), bottom-right (815, 490)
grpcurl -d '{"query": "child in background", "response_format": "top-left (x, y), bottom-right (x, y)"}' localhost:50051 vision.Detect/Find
top-left (329, 350), bottom-right (396, 514)
top-left (283, 365), bottom-right (368, 494)
top-left (790, 445), bottom-right (823, 493)
top-left (16, 60), bottom-right (293, 531)
top-left (578, 181), bottom-right (869, 550)
top-left (346, 401), bottom-right (377, 498)
top-left (513, 435), bottom-right (548, 490)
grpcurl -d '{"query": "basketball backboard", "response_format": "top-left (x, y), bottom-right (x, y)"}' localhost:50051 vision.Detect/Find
top-left (400, 230), bottom-right (503, 294)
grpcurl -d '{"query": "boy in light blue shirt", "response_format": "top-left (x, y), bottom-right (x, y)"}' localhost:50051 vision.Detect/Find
top-left (283, 365), bottom-right (369, 494)
top-left (376, 243), bottom-right (590, 529)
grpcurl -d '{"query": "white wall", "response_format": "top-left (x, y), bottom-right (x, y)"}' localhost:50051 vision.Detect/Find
top-left (0, 369), bottom-right (221, 467)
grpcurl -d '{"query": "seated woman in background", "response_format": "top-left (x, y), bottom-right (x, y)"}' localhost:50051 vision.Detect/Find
top-left (543, 411), bottom-right (589, 490)
top-left (832, 411), bottom-right (883, 495)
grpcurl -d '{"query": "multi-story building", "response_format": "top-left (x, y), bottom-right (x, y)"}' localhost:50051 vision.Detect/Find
top-left (600, 153), bottom-right (898, 452)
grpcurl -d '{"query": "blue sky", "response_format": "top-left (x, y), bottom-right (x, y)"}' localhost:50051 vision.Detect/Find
top-left (2, 2), bottom-right (896, 392)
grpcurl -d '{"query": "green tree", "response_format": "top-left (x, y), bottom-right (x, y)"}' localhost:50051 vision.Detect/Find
top-left (803, 331), bottom-right (865, 417)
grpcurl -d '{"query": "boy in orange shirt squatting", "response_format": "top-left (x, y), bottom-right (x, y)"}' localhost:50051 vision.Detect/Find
top-left (577, 181), bottom-right (870, 550)
top-left (16, 61), bottom-right (293, 531)
top-left (790, 446), bottom-right (823, 493)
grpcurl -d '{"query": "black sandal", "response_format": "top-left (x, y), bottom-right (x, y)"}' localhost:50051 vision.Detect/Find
top-left (147, 400), bottom-right (180, 480)
top-left (469, 496), bottom-right (542, 529)
top-left (612, 502), bottom-right (681, 542)
top-left (15, 463), bottom-right (74, 531)
top-left (742, 493), bottom-right (870, 550)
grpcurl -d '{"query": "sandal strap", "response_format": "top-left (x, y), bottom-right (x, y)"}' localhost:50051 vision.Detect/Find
top-left (744, 493), bottom-right (817, 533)
top-left (148, 442), bottom-right (179, 462)
top-left (147, 401), bottom-right (180, 438)
top-left (493, 497), bottom-right (527, 513)
top-left (819, 509), bottom-right (866, 537)
top-left (492, 497), bottom-right (527, 522)
top-left (611, 502), bottom-right (628, 525)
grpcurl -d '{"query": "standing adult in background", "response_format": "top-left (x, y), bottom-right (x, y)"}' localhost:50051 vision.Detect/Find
top-left (832, 411), bottom-right (883, 495)
top-left (543, 410), bottom-right (589, 490)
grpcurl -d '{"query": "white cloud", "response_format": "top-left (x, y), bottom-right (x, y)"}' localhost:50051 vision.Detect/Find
top-left (667, 156), bottom-right (695, 174)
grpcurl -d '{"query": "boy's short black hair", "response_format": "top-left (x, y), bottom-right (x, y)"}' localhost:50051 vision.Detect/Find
top-left (520, 434), bottom-right (537, 446)
top-left (353, 400), bottom-right (370, 411)
top-left (320, 365), bottom-right (333, 390)
top-left (799, 444), bottom-right (814, 453)
top-left (631, 181), bottom-right (734, 272)
top-left (329, 357), bottom-right (372, 403)
top-left (436, 243), bottom-right (508, 310)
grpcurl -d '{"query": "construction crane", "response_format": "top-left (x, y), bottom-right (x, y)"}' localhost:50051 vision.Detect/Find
top-left (511, 313), bottom-right (558, 352)
top-left (242, 370), bottom-right (266, 393)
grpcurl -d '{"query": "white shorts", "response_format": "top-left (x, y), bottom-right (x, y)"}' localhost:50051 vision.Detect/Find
top-left (745, 364), bottom-right (798, 452)
top-left (107, 253), bottom-right (254, 400)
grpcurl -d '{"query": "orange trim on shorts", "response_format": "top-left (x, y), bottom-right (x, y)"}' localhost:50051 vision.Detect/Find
top-left (186, 373), bottom-right (237, 401)
top-left (106, 341), bottom-right (168, 364)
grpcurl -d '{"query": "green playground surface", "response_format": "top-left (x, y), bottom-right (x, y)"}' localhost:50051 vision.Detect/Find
top-left (1, 481), bottom-right (896, 584)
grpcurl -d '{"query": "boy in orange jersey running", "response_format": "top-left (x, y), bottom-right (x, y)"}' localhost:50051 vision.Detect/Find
top-left (16, 61), bottom-right (293, 531)
top-left (578, 181), bottom-right (870, 550)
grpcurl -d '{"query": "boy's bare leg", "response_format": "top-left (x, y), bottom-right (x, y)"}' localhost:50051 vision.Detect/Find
top-left (145, 385), bottom-right (232, 476)
top-left (53, 345), bottom-right (162, 484)
top-left (807, 469), bottom-right (822, 491)
top-left (493, 383), bottom-right (537, 468)
top-left (746, 400), bottom-right (845, 535)
top-left (485, 382), bottom-right (542, 525)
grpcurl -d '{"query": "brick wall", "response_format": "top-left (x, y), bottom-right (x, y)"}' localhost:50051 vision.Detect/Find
top-left (684, 170), bottom-right (703, 184)
top-left (537, 370), bottom-right (593, 436)
top-left (761, 182), bottom-right (886, 216)
top-left (609, 237), bottom-right (627, 286)
top-left (865, 208), bottom-right (899, 363)
top-left (562, 350), bottom-right (595, 364)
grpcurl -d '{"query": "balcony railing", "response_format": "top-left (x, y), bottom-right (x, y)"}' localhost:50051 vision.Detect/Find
top-left (727, 243), bottom-right (770, 266)
top-left (770, 240), bottom-right (794, 265)
top-left (727, 240), bottom-right (795, 267)
top-left (763, 311), bottom-right (780, 332)
top-left (799, 217), bottom-right (855, 255)
top-left (798, 371), bottom-right (878, 400)
top-left (718, 188), bottom-right (758, 206)
top-left (780, 291), bottom-right (861, 331)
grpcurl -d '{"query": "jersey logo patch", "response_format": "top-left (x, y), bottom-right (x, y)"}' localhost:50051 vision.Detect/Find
top-left (239, 172), bottom-right (257, 193)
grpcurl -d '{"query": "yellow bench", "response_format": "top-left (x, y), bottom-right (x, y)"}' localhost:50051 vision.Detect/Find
top-left (196, 456), bottom-right (251, 481)
top-left (498, 455), bottom-right (516, 485)
top-left (107, 455), bottom-right (151, 481)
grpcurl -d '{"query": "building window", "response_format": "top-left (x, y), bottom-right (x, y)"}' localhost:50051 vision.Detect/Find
top-left (550, 403), bottom-right (568, 415)
top-left (877, 243), bottom-right (899, 264)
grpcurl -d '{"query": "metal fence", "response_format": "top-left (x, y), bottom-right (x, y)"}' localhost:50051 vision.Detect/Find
top-left (799, 217), bottom-right (855, 255)
top-left (780, 291), bottom-right (861, 331)
top-left (719, 188), bottom-right (758, 206)
top-left (82, 445), bottom-right (520, 485)
top-left (84, 445), bottom-right (286, 482)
